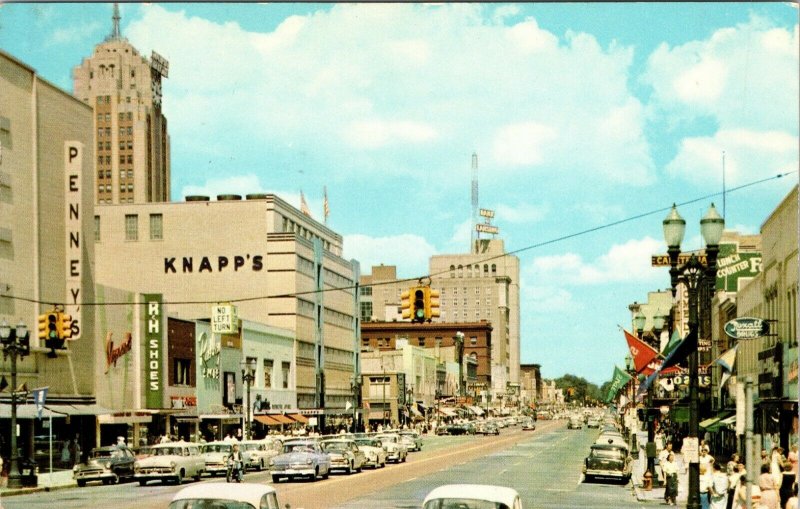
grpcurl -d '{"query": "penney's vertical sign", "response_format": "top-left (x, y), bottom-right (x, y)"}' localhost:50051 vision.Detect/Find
top-left (144, 294), bottom-right (163, 408)
top-left (64, 142), bottom-right (83, 339)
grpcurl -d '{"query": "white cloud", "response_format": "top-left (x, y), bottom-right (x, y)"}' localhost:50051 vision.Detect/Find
top-left (124, 3), bottom-right (655, 185)
top-left (343, 234), bottom-right (437, 278)
top-left (526, 236), bottom-right (664, 286)
top-left (494, 203), bottom-right (547, 224)
top-left (523, 285), bottom-right (576, 313)
top-left (666, 129), bottom-right (797, 185)
top-left (49, 21), bottom-right (103, 45)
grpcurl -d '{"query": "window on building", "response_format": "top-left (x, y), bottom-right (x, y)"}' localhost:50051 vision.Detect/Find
top-left (120, 170), bottom-right (126, 179)
top-left (126, 96), bottom-right (131, 103)
top-left (127, 170), bottom-right (133, 178)
top-left (120, 183), bottom-right (126, 192)
top-left (418, 338), bottom-right (425, 347)
top-left (120, 141), bottom-right (125, 150)
top-left (127, 183), bottom-right (133, 192)
top-left (94, 215), bottom-right (100, 242)
top-left (127, 127), bottom-right (132, 135)
top-left (148, 214), bottom-right (163, 240)
top-left (450, 265), bottom-right (455, 278)
top-left (105, 127), bottom-right (110, 136)
top-left (454, 288), bottom-right (458, 295)
top-left (360, 286), bottom-right (372, 296)
top-left (97, 128), bottom-right (103, 137)
top-left (263, 359), bottom-right (273, 388)
top-left (119, 113), bottom-right (125, 121)
top-left (360, 301), bottom-right (373, 322)
top-left (125, 214), bottom-right (138, 241)
top-left (104, 184), bottom-right (111, 192)
top-left (174, 359), bottom-right (191, 386)
top-left (119, 128), bottom-right (125, 137)
top-left (97, 155), bottom-right (103, 164)
top-left (97, 171), bottom-right (103, 180)
top-left (105, 141), bottom-right (111, 150)
top-left (127, 112), bottom-right (132, 121)
top-left (97, 113), bottom-right (103, 123)
top-left (127, 141), bottom-right (133, 150)
top-left (105, 170), bottom-right (111, 178)
top-left (282, 362), bottom-right (290, 389)
top-left (127, 155), bottom-right (133, 164)
top-left (105, 156), bottom-right (111, 164)
top-left (491, 264), bottom-right (497, 274)
top-left (470, 336), bottom-right (477, 346)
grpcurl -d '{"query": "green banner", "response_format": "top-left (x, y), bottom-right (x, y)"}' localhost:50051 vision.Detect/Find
top-left (605, 365), bottom-right (632, 403)
top-left (144, 294), bottom-right (163, 409)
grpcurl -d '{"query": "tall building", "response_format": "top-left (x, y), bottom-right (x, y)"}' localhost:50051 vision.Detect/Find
top-left (73, 4), bottom-right (170, 205)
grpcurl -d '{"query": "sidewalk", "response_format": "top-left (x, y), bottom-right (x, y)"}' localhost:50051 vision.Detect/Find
top-left (630, 433), bottom-right (688, 504)
top-left (0, 469), bottom-right (75, 498)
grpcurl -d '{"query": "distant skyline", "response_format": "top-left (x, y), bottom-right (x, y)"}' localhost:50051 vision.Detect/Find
top-left (1, 3), bottom-right (797, 385)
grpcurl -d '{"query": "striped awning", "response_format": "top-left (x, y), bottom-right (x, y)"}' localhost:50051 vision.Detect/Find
top-left (270, 414), bottom-right (294, 424)
top-left (287, 413), bottom-right (308, 424)
top-left (254, 415), bottom-right (281, 426)
top-left (438, 407), bottom-right (458, 417)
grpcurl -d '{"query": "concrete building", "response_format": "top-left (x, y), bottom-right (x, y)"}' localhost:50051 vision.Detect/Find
top-left (519, 363), bottom-right (542, 410)
top-left (360, 238), bottom-right (520, 401)
top-left (0, 49), bottom-right (99, 463)
top-left (72, 5), bottom-right (170, 204)
top-left (93, 194), bottom-right (359, 421)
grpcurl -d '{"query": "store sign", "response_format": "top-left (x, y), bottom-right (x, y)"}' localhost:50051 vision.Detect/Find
top-left (144, 294), bottom-right (163, 408)
top-left (198, 332), bottom-right (220, 380)
top-left (725, 317), bottom-right (769, 340)
top-left (758, 343), bottom-right (782, 398)
top-left (476, 223), bottom-right (499, 234)
top-left (211, 304), bottom-right (238, 334)
top-left (64, 142), bottom-right (83, 340)
top-left (105, 331), bottom-right (133, 373)
top-left (163, 255), bottom-right (263, 274)
top-left (715, 243), bottom-right (761, 292)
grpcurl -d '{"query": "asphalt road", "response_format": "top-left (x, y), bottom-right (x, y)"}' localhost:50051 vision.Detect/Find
top-left (0, 420), bottom-right (644, 509)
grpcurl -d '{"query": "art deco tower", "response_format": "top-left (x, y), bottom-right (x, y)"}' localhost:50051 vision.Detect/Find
top-left (73, 4), bottom-right (170, 204)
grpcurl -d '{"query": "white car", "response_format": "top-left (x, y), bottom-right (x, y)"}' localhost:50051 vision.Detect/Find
top-left (375, 433), bottom-right (407, 463)
top-left (199, 441), bottom-right (235, 476)
top-left (423, 484), bottom-right (523, 509)
top-left (240, 440), bottom-right (279, 471)
top-left (354, 437), bottom-right (387, 469)
top-left (168, 482), bottom-right (283, 509)
top-left (134, 441), bottom-right (205, 486)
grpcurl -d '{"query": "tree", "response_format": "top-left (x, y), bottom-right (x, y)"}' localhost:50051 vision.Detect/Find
top-left (553, 374), bottom-right (601, 404)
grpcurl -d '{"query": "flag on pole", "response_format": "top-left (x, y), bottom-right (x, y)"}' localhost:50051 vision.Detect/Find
top-left (661, 329), bottom-right (682, 359)
top-left (345, 400), bottom-right (352, 411)
top-left (623, 329), bottom-right (659, 374)
top-left (605, 365), bottom-right (633, 403)
top-left (713, 344), bottom-right (738, 396)
top-left (32, 386), bottom-right (48, 420)
top-left (323, 186), bottom-right (330, 224)
top-left (300, 191), bottom-right (311, 217)
top-left (660, 328), bottom-right (698, 371)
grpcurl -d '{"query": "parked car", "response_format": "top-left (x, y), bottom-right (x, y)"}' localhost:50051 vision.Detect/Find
top-left (476, 421), bottom-right (500, 435)
top-left (567, 416), bottom-right (583, 429)
top-left (398, 430), bottom-right (423, 451)
top-left (583, 443), bottom-right (632, 483)
top-left (423, 484), bottom-right (523, 509)
top-left (134, 441), bottom-right (205, 486)
top-left (269, 439), bottom-right (331, 482)
top-left (199, 441), bottom-right (235, 477)
top-left (595, 433), bottom-right (629, 451)
top-left (586, 418), bottom-right (601, 428)
top-left (73, 445), bottom-right (136, 487)
top-left (320, 438), bottom-right (366, 474)
top-left (354, 437), bottom-right (387, 469)
top-left (521, 419), bottom-right (536, 431)
top-left (168, 482), bottom-right (284, 509)
top-left (240, 440), bottom-right (279, 471)
top-left (374, 433), bottom-right (407, 463)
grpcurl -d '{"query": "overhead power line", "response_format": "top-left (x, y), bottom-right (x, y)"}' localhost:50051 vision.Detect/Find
top-left (3, 170), bottom-right (795, 309)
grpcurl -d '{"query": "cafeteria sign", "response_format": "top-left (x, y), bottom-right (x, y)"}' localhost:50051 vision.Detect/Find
top-left (725, 317), bottom-right (769, 340)
top-left (211, 304), bottom-right (238, 334)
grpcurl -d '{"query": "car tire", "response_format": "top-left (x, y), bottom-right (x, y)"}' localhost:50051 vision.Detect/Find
top-left (194, 472), bottom-right (202, 482)
top-left (77, 480), bottom-right (87, 488)
top-left (138, 480), bottom-right (147, 486)
top-left (259, 460), bottom-right (265, 472)
top-left (272, 475), bottom-right (280, 483)
top-left (322, 466), bottom-right (329, 480)
top-left (176, 470), bottom-right (184, 485)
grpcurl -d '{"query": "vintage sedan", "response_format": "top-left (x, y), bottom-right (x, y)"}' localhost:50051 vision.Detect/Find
top-left (423, 484), bottom-right (523, 509)
top-left (521, 419), bottom-right (536, 431)
top-left (398, 430), bottom-right (423, 451)
top-left (320, 438), bottom-right (366, 474)
top-left (374, 433), bottom-right (407, 463)
top-left (240, 440), bottom-right (280, 471)
top-left (269, 439), bottom-right (331, 482)
top-left (134, 441), bottom-right (205, 486)
top-left (583, 443), bottom-right (632, 483)
top-left (354, 437), bottom-right (387, 469)
top-left (73, 446), bottom-right (136, 487)
top-left (567, 416), bottom-right (583, 429)
top-left (475, 421), bottom-right (500, 436)
top-left (169, 482), bottom-right (283, 509)
top-left (199, 441), bottom-right (235, 476)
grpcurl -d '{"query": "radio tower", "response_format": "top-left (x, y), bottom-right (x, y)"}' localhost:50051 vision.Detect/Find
top-left (471, 152), bottom-right (479, 252)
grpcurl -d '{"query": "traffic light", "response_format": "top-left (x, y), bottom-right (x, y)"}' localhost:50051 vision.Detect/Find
top-left (37, 313), bottom-right (49, 341)
top-left (412, 287), bottom-right (426, 323)
top-left (45, 312), bottom-right (64, 358)
top-left (400, 289), bottom-right (411, 320)
top-left (58, 313), bottom-right (73, 340)
top-left (426, 288), bottom-right (440, 321)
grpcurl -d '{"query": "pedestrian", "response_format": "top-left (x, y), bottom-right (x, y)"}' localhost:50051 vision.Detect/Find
top-left (61, 440), bottom-right (71, 468)
top-left (727, 463), bottom-right (745, 509)
top-left (68, 436), bottom-right (81, 466)
top-left (662, 451), bottom-right (680, 506)
top-left (710, 460), bottom-right (730, 509)
top-left (726, 453), bottom-right (740, 476)
top-left (780, 462), bottom-right (795, 509)
top-left (659, 443), bottom-right (674, 483)
top-left (762, 449), bottom-right (771, 468)
top-left (760, 463), bottom-right (781, 509)
top-left (785, 482), bottom-right (798, 509)
top-left (700, 463), bottom-right (713, 509)
top-left (788, 445), bottom-right (799, 474)
top-left (733, 474), bottom-right (761, 509)
top-left (772, 448), bottom-right (786, 487)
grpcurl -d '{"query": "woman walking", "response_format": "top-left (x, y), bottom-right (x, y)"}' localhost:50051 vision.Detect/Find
top-left (662, 452), bottom-right (680, 506)
top-left (710, 460), bottom-right (730, 509)
top-left (760, 463), bottom-right (781, 509)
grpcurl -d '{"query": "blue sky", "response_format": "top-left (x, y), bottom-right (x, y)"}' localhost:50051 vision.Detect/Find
top-left (2, 3), bottom-right (797, 385)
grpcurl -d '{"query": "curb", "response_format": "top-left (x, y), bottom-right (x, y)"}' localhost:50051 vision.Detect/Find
top-left (0, 482), bottom-right (76, 498)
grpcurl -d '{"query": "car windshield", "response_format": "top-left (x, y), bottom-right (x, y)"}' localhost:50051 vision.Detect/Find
top-left (283, 443), bottom-right (314, 454)
top-left (590, 449), bottom-right (624, 459)
top-left (201, 444), bottom-right (232, 454)
top-left (322, 442), bottom-right (348, 452)
top-left (91, 450), bottom-right (116, 459)
top-left (168, 499), bottom-right (256, 509)
top-left (241, 443), bottom-right (260, 451)
top-left (423, 499), bottom-right (510, 509)
top-left (355, 439), bottom-right (379, 447)
top-left (155, 447), bottom-right (184, 456)
top-left (378, 436), bottom-right (397, 443)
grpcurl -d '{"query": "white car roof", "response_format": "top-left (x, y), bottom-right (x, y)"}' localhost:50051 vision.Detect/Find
top-left (423, 484), bottom-right (520, 507)
top-left (171, 483), bottom-right (277, 505)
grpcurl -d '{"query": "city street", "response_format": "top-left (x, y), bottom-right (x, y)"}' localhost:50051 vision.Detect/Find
top-left (0, 420), bottom-right (644, 509)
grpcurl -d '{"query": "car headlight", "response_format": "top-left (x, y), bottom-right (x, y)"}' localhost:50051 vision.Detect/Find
top-left (269, 459), bottom-right (274, 466)
top-left (73, 465), bottom-right (79, 473)
top-left (170, 461), bottom-right (177, 471)
top-left (306, 459), bottom-right (312, 465)
top-left (134, 462), bottom-right (140, 471)
top-left (103, 464), bottom-right (112, 471)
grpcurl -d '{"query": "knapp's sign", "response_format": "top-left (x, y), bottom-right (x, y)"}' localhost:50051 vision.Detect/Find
top-left (725, 317), bottom-right (769, 340)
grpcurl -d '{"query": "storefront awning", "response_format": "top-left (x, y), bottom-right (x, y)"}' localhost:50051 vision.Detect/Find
top-left (254, 415), bottom-right (281, 426)
top-left (438, 407), bottom-right (458, 417)
top-left (270, 414), bottom-right (294, 424)
top-left (199, 413), bottom-right (243, 422)
top-left (410, 405), bottom-right (422, 416)
top-left (287, 413), bottom-right (308, 424)
top-left (469, 406), bottom-right (484, 416)
top-left (720, 415), bottom-right (736, 427)
top-left (98, 411), bottom-right (153, 424)
top-left (0, 404), bottom-right (114, 419)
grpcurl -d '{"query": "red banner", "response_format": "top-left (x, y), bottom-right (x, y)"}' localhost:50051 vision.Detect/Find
top-left (624, 329), bottom-right (659, 373)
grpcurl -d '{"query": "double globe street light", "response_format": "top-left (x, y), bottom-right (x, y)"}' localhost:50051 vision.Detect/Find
top-left (0, 319), bottom-right (30, 490)
top-left (662, 203), bottom-right (724, 509)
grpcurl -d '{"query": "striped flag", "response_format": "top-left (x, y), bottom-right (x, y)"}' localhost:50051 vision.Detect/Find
top-left (300, 191), bottom-right (311, 217)
top-left (713, 344), bottom-right (738, 396)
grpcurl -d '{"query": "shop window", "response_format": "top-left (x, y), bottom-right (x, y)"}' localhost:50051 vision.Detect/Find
top-left (281, 362), bottom-right (290, 389)
top-left (174, 359), bottom-right (191, 386)
top-left (125, 214), bottom-right (138, 241)
top-left (263, 360), bottom-right (272, 388)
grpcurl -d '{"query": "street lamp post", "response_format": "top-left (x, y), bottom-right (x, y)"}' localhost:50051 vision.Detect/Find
top-left (662, 203), bottom-right (724, 509)
top-left (0, 319), bottom-right (30, 490)
top-left (240, 359), bottom-right (256, 440)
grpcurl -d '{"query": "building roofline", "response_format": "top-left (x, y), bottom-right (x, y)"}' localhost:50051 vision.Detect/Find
top-left (0, 49), bottom-right (93, 112)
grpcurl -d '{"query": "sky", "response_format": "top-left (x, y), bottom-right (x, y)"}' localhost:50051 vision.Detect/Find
top-left (1, 2), bottom-right (797, 386)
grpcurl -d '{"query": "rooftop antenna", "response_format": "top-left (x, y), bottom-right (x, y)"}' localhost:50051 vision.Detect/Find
top-left (471, 152), bottom-right (478, 252)
top-left (110, 3), bottom-right (121, 40)
top-left (722, 151), bottom-right (726, 219)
